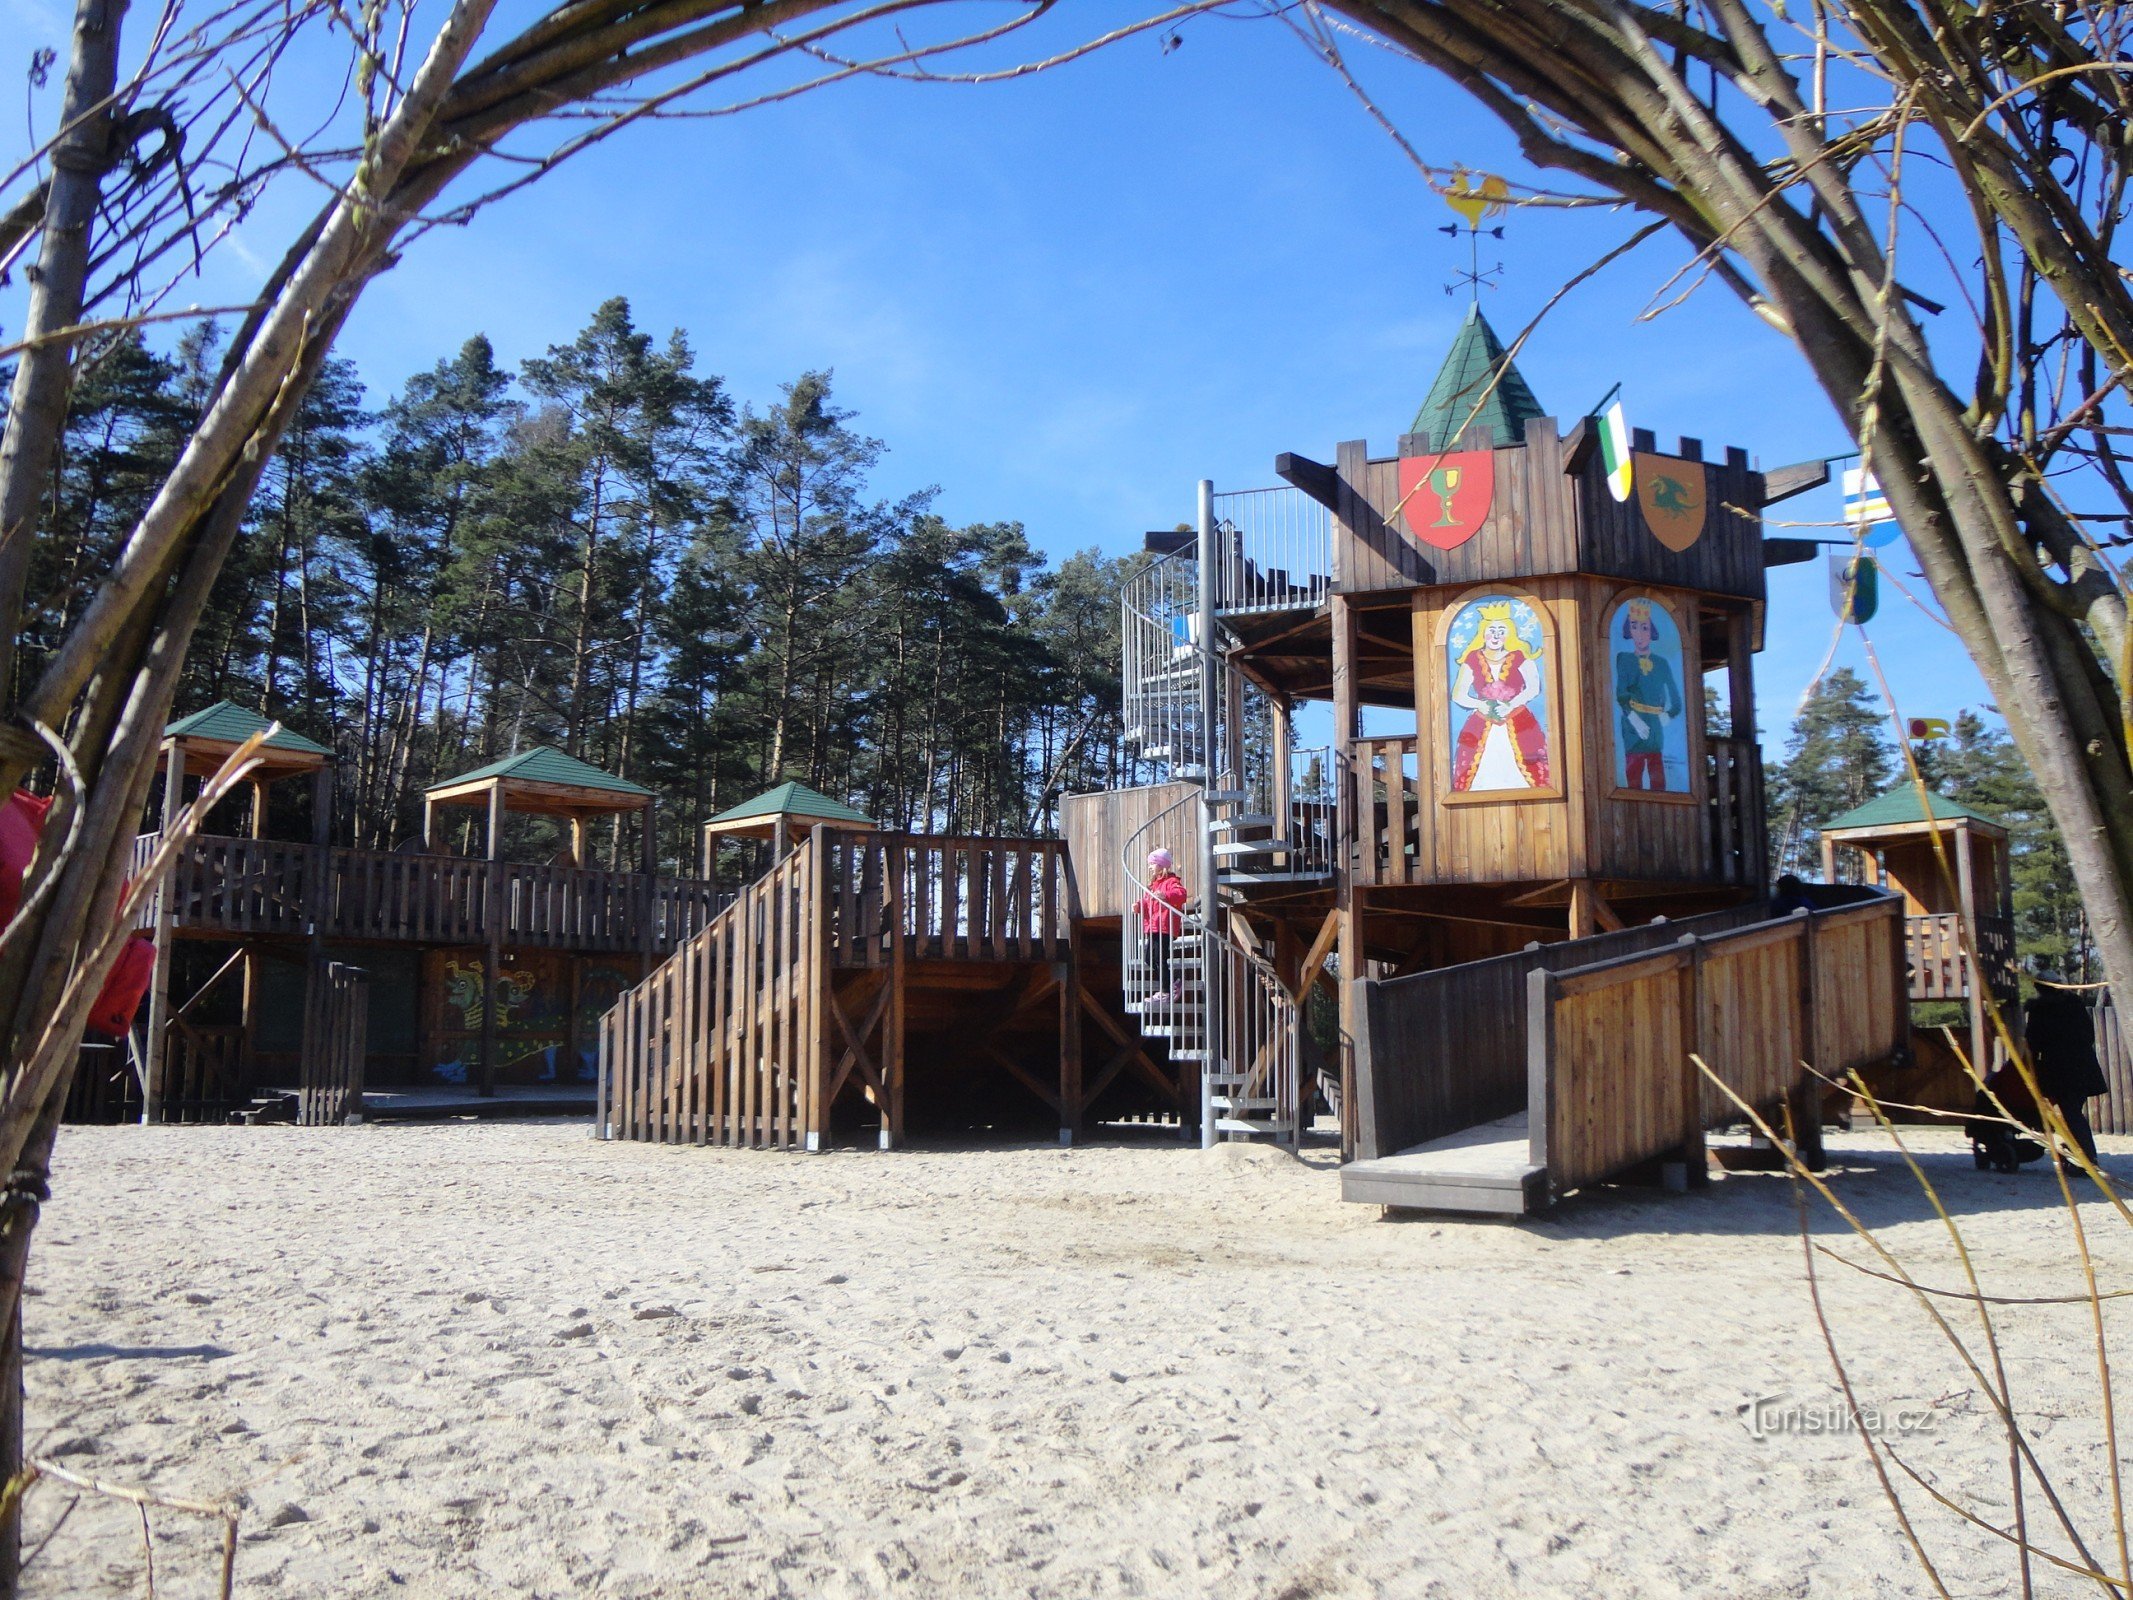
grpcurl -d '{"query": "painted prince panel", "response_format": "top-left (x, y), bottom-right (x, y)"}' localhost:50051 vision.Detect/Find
top-left (1609, 595), bottom-right (1688, 794)
top-left (1446, 595), bottom-right (1552, 793)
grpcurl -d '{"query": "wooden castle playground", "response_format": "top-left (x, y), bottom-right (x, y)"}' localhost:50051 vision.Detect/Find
top-left (591, 306), bottom-right (1918, 1211)
top-left (112, 309), bottom-right (1966, 1217)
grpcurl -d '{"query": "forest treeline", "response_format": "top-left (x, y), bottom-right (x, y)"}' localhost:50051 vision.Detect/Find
top-left (18, 298), bottom-right (1139, 870)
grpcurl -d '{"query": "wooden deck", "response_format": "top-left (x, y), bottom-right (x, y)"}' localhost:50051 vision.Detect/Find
top-left (138, 831), bottom-right (725, 954)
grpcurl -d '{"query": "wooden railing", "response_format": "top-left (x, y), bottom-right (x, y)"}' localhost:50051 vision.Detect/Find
top-left (1351, 736), bottom-right (1420, 888)
top-left (819, 833), bottom-right (1072, 965)
top-left (599, 828), bottom-right (1073, 1149)
top-left (1532, 897), bottom-right (1906, 1197)
top-left (1706, 737), bottom-right (1768, 887)
top-left (137, 832), bottom-right (725, 954)
top-left (1906, 911), bottom-right (2017, 1003)
top-left (602, 842), bottom-right (823, 1149)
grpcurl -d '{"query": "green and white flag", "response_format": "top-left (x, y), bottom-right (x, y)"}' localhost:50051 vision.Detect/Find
top-left (1598, 400), bottom-right (1633, 503)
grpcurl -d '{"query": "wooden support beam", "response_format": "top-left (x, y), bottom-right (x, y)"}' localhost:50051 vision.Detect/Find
top-left (482, 782), bottom-right (504, 1098)
top-left (984, 1040), bottom-right (1061, 1116)
top-left (1058, 925), bottom-right (1083, 1145)
top-left (1077, 989), bottom-right (1177, 1104)
top-left (1274, 451), bottom-right (1340, 512)
top-left (1677, 933), bottom-right (1708, 1189)
top-left (141, 739), bottom-right (185, 1122)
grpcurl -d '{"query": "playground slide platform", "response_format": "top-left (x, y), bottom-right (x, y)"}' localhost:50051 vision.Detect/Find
top-left (1339, 1113), bottom-right (1546, 1216)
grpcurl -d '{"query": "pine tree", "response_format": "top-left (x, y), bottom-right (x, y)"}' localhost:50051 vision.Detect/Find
top-left (1770, 667), bottom-right (1896, 879)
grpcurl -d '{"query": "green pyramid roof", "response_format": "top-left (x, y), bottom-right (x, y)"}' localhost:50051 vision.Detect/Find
top-left (164, 699), bottom-right (333, 757)
top-left (1823, 786), bottom-right (2005, 835)
top-left (707, 781), bottom-right (874, 827)
top-left (1412, 304), bottom-right (1546, 449)
top-left (428, 744), bottom-right (653, 799)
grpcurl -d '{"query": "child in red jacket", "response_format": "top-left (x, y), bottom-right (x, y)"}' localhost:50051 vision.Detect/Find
top-left (1135, 848), bottom-right (1189, 1006)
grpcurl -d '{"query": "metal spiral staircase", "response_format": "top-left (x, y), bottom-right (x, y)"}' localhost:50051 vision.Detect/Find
top-left (1118, 482), bottom-right (1333, 1146)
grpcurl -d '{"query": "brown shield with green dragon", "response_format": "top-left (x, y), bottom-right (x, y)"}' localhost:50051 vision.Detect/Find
top-left (1634, 453), bottom-right (1707, 552)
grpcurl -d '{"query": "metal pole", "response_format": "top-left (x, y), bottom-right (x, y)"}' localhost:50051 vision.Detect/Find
top-left (1196, 478), bottom-right (1222, 1149)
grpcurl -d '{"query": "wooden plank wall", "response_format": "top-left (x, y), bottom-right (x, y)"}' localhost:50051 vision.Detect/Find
top-left (1580, 585), bottom-right (1711, 885)
top-left (1392, 574), bottom-right (1583, 886)
top-left (1061, 784), bottom-right (1199, 919)
top-left (1335, 421), bottom-right (1578, 593)
top-left (1332, 419), bottom-right (1764, 606)
top-left (2096, 1003), bottom-right (2133, 1136)
top-left (1352, 901), bottom-right (1773, 1160)
top-left (1537, 898), bottom-right (1905, 1195)
top-left (1574, 433), bottom-right (1765, 604)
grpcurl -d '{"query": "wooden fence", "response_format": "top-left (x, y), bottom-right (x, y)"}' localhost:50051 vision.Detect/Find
top-left (161, 1020), bottom-right (246, 1124)
top-left (300, 962), bottom-right (369, 1126)
top-left (141, 832), bottom-right (725, 954)
top-left (598, 829), bottom-right (1072, 1150)
top-left (2092, 1002), bottom-right (2133, 1136)
top-left (1533, 898), bottom-right (1907, 1197)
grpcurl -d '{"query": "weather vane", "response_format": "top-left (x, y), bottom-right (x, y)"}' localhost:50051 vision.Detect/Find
top-left (1436, 170), bottom-right (1510, 300)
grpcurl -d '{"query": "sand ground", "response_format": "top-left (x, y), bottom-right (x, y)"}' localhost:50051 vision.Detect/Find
top-left (17, 1120), bottom-right (2133, 1598)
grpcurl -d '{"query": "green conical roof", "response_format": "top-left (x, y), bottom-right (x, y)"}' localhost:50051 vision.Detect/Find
top-left (428, 744), bottom-right (653, 798)
top-left (707, 781), bottom-right (874, 827)
top-left (1823, 786), bottom-right (2004, 834)
top-left (1411, 304), bottom-right (1546, 449)
top-left (164, 699), bottom-right (332, 757)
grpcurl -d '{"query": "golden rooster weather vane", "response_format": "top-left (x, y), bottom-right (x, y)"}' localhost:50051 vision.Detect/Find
top-left (1435, 169), bottom-right (1511, 299)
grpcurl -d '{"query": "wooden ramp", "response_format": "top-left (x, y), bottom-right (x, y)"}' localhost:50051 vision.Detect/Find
top-left (1347, 890), bottom-right (1910, 1216)
top-left (1340, 1114), bottom-right (1544, 1215)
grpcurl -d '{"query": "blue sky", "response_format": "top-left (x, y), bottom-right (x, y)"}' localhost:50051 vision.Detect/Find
top-left (6, 0), bottom-right (1986, 759)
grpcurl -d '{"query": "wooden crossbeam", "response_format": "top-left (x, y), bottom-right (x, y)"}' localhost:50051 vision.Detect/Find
top-left (826, 972), bottom-right (893, 1103)
top-left (984, 1040), bottom-right (1060, 1114)
top-left (1076, 989), bottom-right (1176, 1102)
top-left (1289, 909), bottom-right (1340, 1006)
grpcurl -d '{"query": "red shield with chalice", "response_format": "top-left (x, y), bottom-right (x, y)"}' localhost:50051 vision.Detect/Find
top-left (1396, 450), bottom-right (1494, 551)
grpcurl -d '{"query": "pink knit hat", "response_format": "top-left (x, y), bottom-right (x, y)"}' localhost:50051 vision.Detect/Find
top-left (1147, 847), bottom-right (1174, 872)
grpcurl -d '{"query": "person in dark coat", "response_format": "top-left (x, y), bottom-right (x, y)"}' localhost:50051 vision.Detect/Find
top-left (2024, 978), bottom-right (2109, 1167)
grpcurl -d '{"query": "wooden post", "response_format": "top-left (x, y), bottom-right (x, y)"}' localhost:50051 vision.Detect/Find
top-left (1794, 910), bottom-right (1827, 1171)
top-left (421, 795), bottom-right (435, 851)
top-left (639, 798), bottom-right (659, 970)
top-left (570, 813), bottom-right (588, 869)
top-left (1820, 833), bottom-right (1837, 885)
top-left (1331, 591), bottom-right (1360, 1163)
top-left (1677, 934), bottom-right (1708, 1188)
top-left (1954, 816), bottom-right (1988, 1075)
top-left (481, 781), bottom-right (503, 1098)
top-left (1727, 607), bottom-right (1766, 886)
top-left (141, 739), bottom-right (184, 1124)
top-left (886, 839), bottom-right (907, 1150)
top-left (1526, 967), bottom-right (1556, 1196)
top-left (1569, 880), bottom-right (1596, 941)
top-left (1058, 918), bottom-right (1083, 1146)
